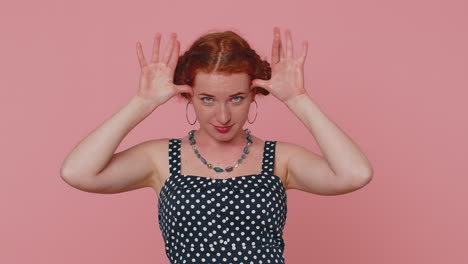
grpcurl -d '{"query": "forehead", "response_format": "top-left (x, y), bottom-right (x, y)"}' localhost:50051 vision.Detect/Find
top-left (193, 72), bottom-right (250, 94)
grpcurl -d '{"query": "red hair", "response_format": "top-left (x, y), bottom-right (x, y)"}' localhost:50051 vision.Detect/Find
top-left (174, 30), bottom-right (271, 100)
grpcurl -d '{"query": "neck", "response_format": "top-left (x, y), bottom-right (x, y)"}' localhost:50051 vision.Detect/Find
top-left (193, 127), bottom-right (248, 149)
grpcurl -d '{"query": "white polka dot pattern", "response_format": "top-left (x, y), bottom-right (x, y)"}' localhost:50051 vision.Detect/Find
top-left (158, 139), bottom-right (287, 264)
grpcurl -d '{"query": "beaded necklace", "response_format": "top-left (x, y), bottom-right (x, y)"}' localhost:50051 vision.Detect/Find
top-left (188, 128), bottom-right (252, 176)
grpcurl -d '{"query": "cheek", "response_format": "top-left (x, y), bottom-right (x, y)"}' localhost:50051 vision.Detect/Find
top-left (236, 104), bottom-right (251, 117)
top-left (193, 106), bottom-right (214, 119)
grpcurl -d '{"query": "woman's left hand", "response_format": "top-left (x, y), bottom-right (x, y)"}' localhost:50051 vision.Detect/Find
top-left (251, 27), bottom-right (309, 104)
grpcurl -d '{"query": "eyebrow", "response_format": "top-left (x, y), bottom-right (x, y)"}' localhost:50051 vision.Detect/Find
top-left (198, 92), bottom-right (246, 97)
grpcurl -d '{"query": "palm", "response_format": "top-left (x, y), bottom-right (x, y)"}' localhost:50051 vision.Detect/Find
top-left (138, 62), bottom-right (174, 101)
top-left (269, 58), bottom-right (305, 102)
top-left (135, 32), bottom-right (192, 106)
top-left (252, 28), bottom-right (309, 103)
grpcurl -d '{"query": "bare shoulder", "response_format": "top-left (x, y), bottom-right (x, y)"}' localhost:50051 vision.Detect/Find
top-left (274, 140), bottom-right (317, 190)
top-left (138, 137), bottom-right (171, 194)
top-left (274, 139), bottom-right (304, 161)
top-left (275, 140), bottom-right (309, 156)
top-left (254, 138), bottom-right (295, 189)
top-left (140, 137), bottom-right (304, 193)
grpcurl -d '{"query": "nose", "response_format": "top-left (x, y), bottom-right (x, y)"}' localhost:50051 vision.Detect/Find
top-left (216, 103), bottom-right (231, 125)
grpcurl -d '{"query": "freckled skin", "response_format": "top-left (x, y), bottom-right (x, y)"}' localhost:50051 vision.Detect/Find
top-left (188, 72), bottom-right (256, 149)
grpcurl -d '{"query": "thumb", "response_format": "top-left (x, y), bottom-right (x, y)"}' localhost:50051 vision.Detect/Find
top-left (175, 84), bottom-right (194, 97)
top-left (251, 79), bottom-right (270, 91)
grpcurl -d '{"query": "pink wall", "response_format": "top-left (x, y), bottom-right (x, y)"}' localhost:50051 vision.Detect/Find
top-left (1, 0), bottom-right (467, 263)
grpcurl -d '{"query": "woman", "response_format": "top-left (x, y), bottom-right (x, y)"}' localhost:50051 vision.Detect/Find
top-left (60, 27), bottom-right (373, 263)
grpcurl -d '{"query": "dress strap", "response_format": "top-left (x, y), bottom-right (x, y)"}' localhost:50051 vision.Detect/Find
top-left (168, 138), bottom-right (182, 177)
top-left (261, 140), bottom-right (277, 175)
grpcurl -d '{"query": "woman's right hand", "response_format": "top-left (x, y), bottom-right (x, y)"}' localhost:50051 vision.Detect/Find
top-left (135, 32), bottom-right (193, 107)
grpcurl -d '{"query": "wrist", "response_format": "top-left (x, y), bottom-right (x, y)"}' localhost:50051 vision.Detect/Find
top-left (130, 95), bottom-right (160, 112)
top-left (283, 93), bottom-right (311, 107)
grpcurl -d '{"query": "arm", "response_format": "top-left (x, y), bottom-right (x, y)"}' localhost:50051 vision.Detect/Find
top-left (283, 94), bottom-right (373, 195)
top-left (253, 28), bottom-right (373, 195)
top-left (60, 96), bottom-right (160, 194)
top-left (60, 32), bottom-right (192, 194)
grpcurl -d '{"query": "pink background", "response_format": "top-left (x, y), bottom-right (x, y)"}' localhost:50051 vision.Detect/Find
top-left (1, 0), bottom-right (467, 263)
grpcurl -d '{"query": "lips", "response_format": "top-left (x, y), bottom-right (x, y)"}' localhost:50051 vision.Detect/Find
top-left (214, 125), bottom-right (233, 133)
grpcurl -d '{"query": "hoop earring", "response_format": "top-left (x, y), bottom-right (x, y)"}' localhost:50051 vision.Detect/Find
top-left (186, 102), bottom-right (197, 125)
top-left (247, 100), bottom-right (258, 124)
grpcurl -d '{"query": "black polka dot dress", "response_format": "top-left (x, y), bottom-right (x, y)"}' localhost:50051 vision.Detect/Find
top-left (158, 138), bottom-right (288, 264)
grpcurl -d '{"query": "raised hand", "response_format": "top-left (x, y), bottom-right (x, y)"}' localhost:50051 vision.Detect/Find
top-left (250, 27), bottom-right (309, 104)
top-left (135, 32), bottom-right (193, 106)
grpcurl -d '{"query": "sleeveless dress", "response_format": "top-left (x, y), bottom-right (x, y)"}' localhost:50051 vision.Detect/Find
top-left (158, 138), bottom-right (288, 264)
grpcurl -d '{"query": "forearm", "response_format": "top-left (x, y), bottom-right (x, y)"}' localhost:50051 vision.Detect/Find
top-left (284, 94), bottom-right (373, 183)
top-left (60, 95), bottom-right (158, 178)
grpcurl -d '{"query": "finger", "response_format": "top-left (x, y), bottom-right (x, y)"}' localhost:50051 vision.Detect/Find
top-left (278, 28), bottom-right (286, 60)
top-left (151, 32), bottom-right (161, 64)
top-left (299, 40), bottom-right (308, 66)
top-left (251, 78), bottom-right (271, 91)
top-left (163, 32), bottom-right (176, 65)
top-left (136, 42), bottom-right (148, 68)
top-left (168, 39), bottom-right (180, 72)
top-left (286, 29), bottom-right (293, 59)
top-left (271, 27), bottom-right (281, 64)
top-left (175, 84), bottom-right (194, 97)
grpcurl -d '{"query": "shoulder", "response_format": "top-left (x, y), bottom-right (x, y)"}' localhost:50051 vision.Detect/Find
top-left (246, 136), bottom-right (302, 164)
top-left (275, 140), bottom-right (309, 156)
top-left (138, 138), bottom-right (171, 156)
top-left (137, 138), bottom-right (173, 188)
top-left (271, 140), bottom-right (316, 189)
top-left (274, 140), bottom-right (321, 170)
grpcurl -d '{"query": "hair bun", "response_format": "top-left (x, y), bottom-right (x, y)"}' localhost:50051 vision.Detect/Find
top-left (174, 30), bottom-right (272, 100)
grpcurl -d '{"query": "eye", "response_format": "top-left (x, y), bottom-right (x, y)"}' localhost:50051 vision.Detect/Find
top-left (232, 96), bottom-right (244, 103)
top-left (201, 97), bottom-right (213, 103)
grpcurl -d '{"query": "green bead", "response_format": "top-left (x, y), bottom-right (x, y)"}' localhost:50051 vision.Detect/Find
top-left (241, 154), bottom-right (246, 159)
top-left (213, 167), bottom-right (224, 172)
top-left (194, 149), bottom-right (199, 154)
top-left (238, 159), bottom-right (243, 163)
top-left (197, 153), bottom-right (201, 158)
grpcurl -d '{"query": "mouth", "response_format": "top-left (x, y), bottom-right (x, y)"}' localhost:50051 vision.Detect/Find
top-left (213, 124), bottom-right (233, 133)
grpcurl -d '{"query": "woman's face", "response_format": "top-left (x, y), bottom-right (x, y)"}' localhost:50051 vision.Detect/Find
top-left (190, 71), bottom-right (255, 142)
